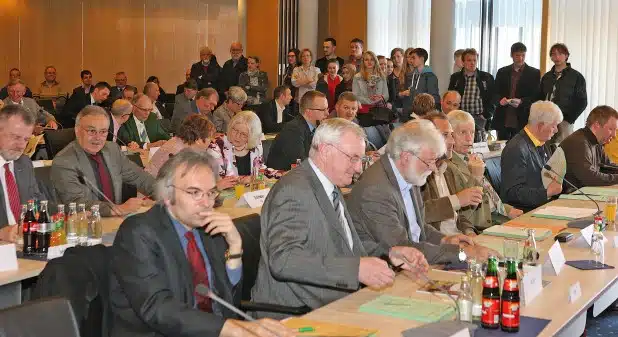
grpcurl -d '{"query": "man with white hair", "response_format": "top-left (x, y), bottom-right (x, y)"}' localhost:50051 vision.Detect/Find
top-left (347, 119), bottom-right (497, 264)
top-left (252, 118), bottom-right (429, 319)
top-left (190, 46), bottom-right (221, 90)
top-left (219, 42), bottom-right (248, 95)
top-left (448, 109), bottom-right (523, 229)
top-left (501, 101), bottom-right (563, 212)
top-left (212, 86), bottom-right (247, 133)
top-left (117, 94), bottom-right (170, 150)
top-left (3, 80), bottom-right (57, 131)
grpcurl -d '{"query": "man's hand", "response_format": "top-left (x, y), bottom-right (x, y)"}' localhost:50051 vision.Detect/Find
top-left (467, 155), bottom-right (486, 177)
top-left (0, 225), bottom-right (19, 243)
top-left (33, 125), bottom-right (45, 135)
top-left (221, 318), bottom-right (296, 337)
top-left (399, 90), bottom-right (411, 97)
top-left (200, 211), bottom-right (242, 252)
top-left (441, 234), bottom-right (475, 247)
top-left (508, 207), bottom-right (524, 219)
top-left (509, 98), bottom-right (522, 108)
top-left (499, 97), bottom-right (509, 106)
top-left (358, 257), bottom-right (395, 288)
top-left (116, 197), bottom-right (143, 215)
top-left (46, 120), bottom-right (58, 129)
top-left (456, 187), bottom-right (483, 207)
top-left (389, 246), bottom-right (429, 274)
top-left (547, 180), bottom-right (562, 198)
top-left (217, 176), bottom-right (239, 190)
top-left (464, 245), bottom-right (501, 262)
top-left (127, 141), bottom-right (140, 151)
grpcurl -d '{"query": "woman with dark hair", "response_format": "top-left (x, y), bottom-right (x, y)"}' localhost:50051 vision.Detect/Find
top-left (146, 75), bottom-right (167, 102)
top-left (388, 48), bottom-right (404, 110)
top-left (283, 48), bottom-right (301, 113)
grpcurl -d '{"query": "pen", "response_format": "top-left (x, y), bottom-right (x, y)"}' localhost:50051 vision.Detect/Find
top-left (298, 326), bottom-right (315, 332)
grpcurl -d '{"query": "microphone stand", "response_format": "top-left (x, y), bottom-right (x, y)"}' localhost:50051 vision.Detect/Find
top-left (76, 169), bottom-right (124, 216)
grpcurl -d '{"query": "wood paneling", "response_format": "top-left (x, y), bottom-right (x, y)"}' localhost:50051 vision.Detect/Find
top-left (246, 0), bottom-right (278, 96)
top-left (0, 11), bottom-right (20, 82)
top-left (328, 0), bottom-right (367, 59)
top-left (540, 0), bottom-right (550, 74)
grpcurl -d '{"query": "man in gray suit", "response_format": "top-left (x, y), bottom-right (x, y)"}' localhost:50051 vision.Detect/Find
top-left (171, 82), bottom-right (218, 134)
top-left (0, 105), bottom-right (46, 242)
top-left (251, 118), bottom-right (428, 319)
top-left (347, 119), bottom-right (497, 264)
top-left (51, 106), bottom-right (155, 217)
top-left (3, 80), bottom-right (57, 131)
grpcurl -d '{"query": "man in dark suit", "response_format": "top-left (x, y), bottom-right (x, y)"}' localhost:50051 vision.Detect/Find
top-left (266, 90), bottom-right (329, 170)
top-left (117, 94), bottom-right (170, 150)
top-left (258, 85), bottom-right (294, 133)
top-left (110, 148), bottom-right (294, 337)
top-left (0, 105), bottom-right (46, 242)
top-left (110, 71), bottom-right (128, 101)
top-left (252, 118), bottom-right (428, 319)
top-left (501, 101), bottom-right (563, 212)
top-left (61, 81), bottom-right (111, 128)
top-left (492, 43), bottom-right (541, 140)
top-left (190, 47), bottom-right (221, 91)
top-left (71, 70), bottom-right (94, 97)
top-left (219, 42), bottom-right (248, 97)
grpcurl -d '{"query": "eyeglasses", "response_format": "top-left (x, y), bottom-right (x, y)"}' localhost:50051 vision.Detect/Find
top-left (329, 144), bottom-right (369, 164)
top-left (307, 107), bottom-right (329, 114)
top-left (410, 152), bottom-right (438, 170)
top-left (133, 104), bottom-right (153, 113)
top-left (171, 185), bottom-right (220, 201)
top-left (81, 126), bottom-right (109, 137)
top-left (230, 126), bottom-right (249, 139)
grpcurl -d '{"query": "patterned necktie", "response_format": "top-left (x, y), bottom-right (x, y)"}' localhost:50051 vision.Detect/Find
top-left (90, 154), bottom-right (114, 202)
top-left (4, 163), bottom-right (21, 221)
top-left (332, 189), bottom-right (353, 250)
top-left (139, 127), bottom-right (148, 143)
top-left (185, 231), bottom-right (212, 312)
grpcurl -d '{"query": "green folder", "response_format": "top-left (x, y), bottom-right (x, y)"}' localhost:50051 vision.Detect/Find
top-left (358, 295), bottom-right (456, 323)
top-left (560, 194), bottom-right (608, 202)
top-left (578, 187), bottom-right (618, 197)
top-left (531, 213), bottom-right (576, 220)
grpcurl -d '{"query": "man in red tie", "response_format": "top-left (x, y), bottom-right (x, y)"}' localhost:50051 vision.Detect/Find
top-left (0, 105), bottom-right (46, 242)
top-left (109, 148), bottom-right (294, 337)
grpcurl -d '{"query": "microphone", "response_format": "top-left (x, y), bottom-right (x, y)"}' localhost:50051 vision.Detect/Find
top-left (75, 169), bottom-right (124, 216)
top-left (543, 164), bottom-right (601, 216)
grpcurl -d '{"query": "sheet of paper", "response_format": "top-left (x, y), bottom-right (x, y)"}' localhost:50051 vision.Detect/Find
top-left (579, 186), bottom-right (618, 197)
top-left (532, 206), bottom-right (597, 220)
top-left (545, 240), bottom-right (566, 276)
top-left (283, 317), bottom-right (377, 337)
top-left (560, 194), bottom-right (608, 202)
top-left (359, 295), bottom-right (456, 323)
top-left (542, 147), bottom-right (566, 188)
top-left (569, 281), bottom-right (582, 303)
top-left (235, 188), bottom-right (270, 208)
top-left (522, 264), bottom-right (543, 305)
top-left (482, 225), bottom-right (552, 240)
top-left (0, 243), bottom-right (18, 272)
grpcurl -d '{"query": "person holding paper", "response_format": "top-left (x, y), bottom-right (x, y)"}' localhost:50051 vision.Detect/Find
top-left (0, 105), bottom-right (46, 242)
top-left (116, 93), bottom-right (170, 150)
top-left (251, 118), bottom-right (429, 319)
top-left (500, 101), bottom-right (563, 212)
top-left (560, 105), bottom-right (618, 189)
top-left (447, 110), bottom-right (523, 229)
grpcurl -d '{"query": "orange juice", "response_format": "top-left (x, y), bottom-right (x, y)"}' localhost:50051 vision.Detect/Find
top-left (234, 184), bottom-right (245, 199)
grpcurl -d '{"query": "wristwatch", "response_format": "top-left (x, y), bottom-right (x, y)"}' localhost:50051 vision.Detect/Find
top-left (225, 249), bottom-right (243, 261)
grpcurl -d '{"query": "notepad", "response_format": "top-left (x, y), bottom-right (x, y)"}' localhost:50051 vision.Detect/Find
top-left (560, 194), bottom-right (608, 202)
top-left (482, 225), bottom-right (552, 241)
top-left (283, 318), bottom-right (377, 337)
top-left (531, 206), bottom-right (597, 220)
top-left (579, 186), bottom-right (618, 197)
top-left (358, 295), bottom-right (456, 322)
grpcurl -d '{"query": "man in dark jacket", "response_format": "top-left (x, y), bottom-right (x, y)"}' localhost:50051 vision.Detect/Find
top-left (500, 101), bottom-right (563, 212)
top-left (219, 42), bottom-right (248, 97)
top-left (190, 46), bottom-right (221, 91)
top-left (540, 43), bottom-right (587, 143)
top-left (315, 38), bottom-right (345, 74)
top-left (405, 48), bottom-right (440, 112)
top-left (560, 105), bottom-right (618, 190)
top-left (448, 48), bottom-right (495, 142)
top-left (493, 43), bottom-right (541, 140)
top-left (259, 85), bottom-right (295, 133)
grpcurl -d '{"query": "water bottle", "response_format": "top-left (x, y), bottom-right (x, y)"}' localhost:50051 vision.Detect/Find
top-left (66, 203), bottom-right (78, 246)
top-left (77, 203), bottom-right (88, 246)
top-left (87, 205), bottom-right (103, 245)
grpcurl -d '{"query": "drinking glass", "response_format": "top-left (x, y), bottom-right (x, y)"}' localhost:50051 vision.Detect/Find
top-left (604, 196), bottom-right (617, 228)
top-left (503, 239), bottom-right (519, 261)
top-left (591, 233), bottom-right (604, 265)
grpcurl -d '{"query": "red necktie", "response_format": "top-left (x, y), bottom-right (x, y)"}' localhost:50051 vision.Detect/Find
top-left (4, 163), bottom-right (21, 221)
top-left (185, 231), bottom-right (212, 312)
top-left (90, 154), bottom-right (114, 202)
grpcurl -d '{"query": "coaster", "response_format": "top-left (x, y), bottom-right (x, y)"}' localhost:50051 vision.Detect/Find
top-left (16, 251), bottom-right (48, 261)
top-left (565, 260), bottom-right (614, 270)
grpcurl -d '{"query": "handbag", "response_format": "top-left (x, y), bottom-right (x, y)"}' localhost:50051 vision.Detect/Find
top-left (358, 98), bottom-right (396, 127)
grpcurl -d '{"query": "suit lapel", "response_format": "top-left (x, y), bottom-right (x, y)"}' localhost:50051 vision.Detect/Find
top-left (410, 186), bottom-right (427, 242)
top-left (197, 231), bottom-right (234, 296)
top-left (126, 115), bottom-right (139, 141)
top-left (74, 144), bottom-right (100, 200)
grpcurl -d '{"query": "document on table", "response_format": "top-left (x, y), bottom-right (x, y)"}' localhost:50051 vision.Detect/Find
top-left (578, 186), bottom-right (618, 197)
top-left (531, 206), bottom-right (598, 220)
top-left (359, 295), bottom-right (456, 322)
top-left (560, 194), bottom-right (608, 202)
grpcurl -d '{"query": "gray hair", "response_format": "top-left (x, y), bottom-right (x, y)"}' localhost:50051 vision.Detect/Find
top-left (441, 90), bottom-right (461, 101)
top-left (227, 86), bottom-right (248, 105)
top-left (309, 118), bottom-right (367, 158)
top-left (0, 104), bottom-right (36, 125)
top-left (131, 93), bottom-right (149, 106)
top-left (143, 82), bottom-right (159, 95)
top-left (111, 99), bottom-right (132, 117)
top-left (528, 100), bottom-right (563, 125)
top-left (227, 110), bottom-right (263, 149)
top-left (75, 105), bottom-right (109, 126)
top-left (155, 148), bottom-right (219, 203)
top-left (7, 80), bottom-right (26, 88)
top-left (447, 109), bottom-right (475, 130)
top-left (386, 119), bottom-right (446, 160)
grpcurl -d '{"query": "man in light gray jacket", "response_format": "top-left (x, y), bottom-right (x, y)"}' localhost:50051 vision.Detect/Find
top-left (3, 80), bottom-right (57, 129)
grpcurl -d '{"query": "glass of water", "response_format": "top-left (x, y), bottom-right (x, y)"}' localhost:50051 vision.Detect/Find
top-left (591, 233), bottom-right (604, 265)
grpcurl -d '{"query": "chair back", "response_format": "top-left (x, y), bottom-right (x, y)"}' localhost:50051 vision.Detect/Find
top-left (0, 298), bottom-right (80, 337)
top-left (44, 128), bottom-right (76, 159)
top-left (262, 139), bottom-right (274, 164)
top-left (485, 155), bottom-right (502, 193)
top-left (34, 166), bottom-right (58, 203)
top-left (363, 126), bottom-right (387, 150)
top-left (233, 213), bottom-right (261, 301)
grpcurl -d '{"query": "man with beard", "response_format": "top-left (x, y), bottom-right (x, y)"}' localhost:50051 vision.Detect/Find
top-left (0, 105), bottom-right (46, 242)
top-left (51, 106), bottom-right (155, 217)
top-left (347, 119), bottom-right (498, 264)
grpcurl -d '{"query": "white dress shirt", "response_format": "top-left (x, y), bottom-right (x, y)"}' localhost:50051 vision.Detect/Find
top-left (275, 100), bottom-right (285, 124)
top-left (388, 157), bottom-right (421, 242)
top-left (0, 156), bottom-right (17, 225)
top-left (308, 159), bottom-right (354, 249)
top-left (133, 115), bottom-right (151, 144)
top-left (152, 103), bottom-right (164, 120)
top-left (434, 172), bottom-right (460, 235)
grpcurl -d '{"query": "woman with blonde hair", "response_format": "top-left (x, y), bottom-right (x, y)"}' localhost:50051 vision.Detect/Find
top-left (291, 48), bottom-right (320, 103)
top-left (352, 51), bottom-right (389, 105)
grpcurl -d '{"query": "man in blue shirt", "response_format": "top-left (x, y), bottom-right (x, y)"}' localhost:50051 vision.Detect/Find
top-left (109, 148), bottom-right (293, 337)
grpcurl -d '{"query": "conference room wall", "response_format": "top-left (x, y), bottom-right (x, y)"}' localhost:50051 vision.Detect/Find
top-left (0, 0), bottom-right (239, 94)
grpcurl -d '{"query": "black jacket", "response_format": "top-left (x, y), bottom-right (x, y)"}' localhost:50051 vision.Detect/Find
top-left (219, 56), bottom-right (248, 94)
top-left (448, 69), bottom-right (496, 120)
top-left (266, 114), bottom-right (313, 170)
top-left (61, 92), bottom-right (94, 128)
top-left (492, 64), bottom-right (541, 130)
top-left (258, 99), bottom-right (295, 133)
top-left (190, 56), bottom-right (222, 91)
top-left (539, 63), bottom-right (587, 124)
top-left (109, 204), bottom-right (241, 337)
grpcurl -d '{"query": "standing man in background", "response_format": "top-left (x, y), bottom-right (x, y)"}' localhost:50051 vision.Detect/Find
top-left (315, 38), bottom-right (345, 74)
top-left (219, 42), bottom-right (248, 96)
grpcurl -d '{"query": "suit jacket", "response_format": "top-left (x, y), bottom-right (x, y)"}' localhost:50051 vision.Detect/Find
top-left (0, 155), bottom-right (45, 228)
top-left (109, 204), bottom-right (240, 337)
top-left (190, 57), bottom-right (222, 90)
top-left (258, 99), bottom-right (294, 133)
top-left (422, 163), bottom-right (476, 234)
top-left (251, 161), bottom-right (387, 319)
top-left (560, 127), bottom-right (618, 189)
top-left (219, 56), bottom-right (248, 94)
top-left (110, 86), bottom-right (126, 101)
top-left (449, 153), bottom-right (494, 229)
top-left (492, 64), bottom-right (541, 131)
top-left (61, 92), bottom-right (94, 128)
top-left (500, 129), bottom-right (554, 212)
top-left (154, 101), bottom-right (170, 119)
top-left (71, 85), bottom-right (94, 97)
top-left (448, 69), bottom-right (496, 121)
top-left (117, 113), bottom-right (170, 148)
top-left (346, 157), bottom-right (459, 264)
top-left (50, 141), bottom-right (155, 217)
top-left (265, 114), bottom-right (313, 170)
top-left (171, 94), bottom-right (199, 134)
top-left (539, 64), bottom-right (587, 124)
top-left (2, 97), bottom-right (56, 125)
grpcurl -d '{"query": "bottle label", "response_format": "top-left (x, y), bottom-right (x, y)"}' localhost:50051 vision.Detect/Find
top-left (484, 276), bottom-right (499, 288)
top-left (503, 279), bottom-right (519, 291)
top-left (481, 298), bottom-right (500, 325)
top-left (501, 300), bottom-right (520, 328)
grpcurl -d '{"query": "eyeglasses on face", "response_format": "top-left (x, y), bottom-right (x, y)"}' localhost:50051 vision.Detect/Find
top-left (171, 185), bottom-right (220, 201)
top-left (81, 126), bottom-right (109, 137)
top-left (328, 144), bottom-right (369, 164)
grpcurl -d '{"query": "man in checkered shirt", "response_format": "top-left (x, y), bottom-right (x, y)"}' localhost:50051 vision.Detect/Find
top-left (448, 48), bottom-right (495, 142)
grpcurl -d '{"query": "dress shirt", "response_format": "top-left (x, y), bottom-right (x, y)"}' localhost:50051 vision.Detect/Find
top-left (90, 94), bottom-right (96, 105)
top-left (434, 171), bottom-right (460, 235)
top-left (308, 159), bottom-right (354, 249)
top-left (133, 115), bottom-right (151, 145)
top-left (169, 211), bottom-right (241, 313)
top-left (111, 116), bottom-right (120, 142)
top-left (275, 100), bottom-right (285, 124)
top-left (388, 157), bottom-right (420, 242)
top-left (152, 104), bottom-right (163, 120)
top-left (0, 156), bottom-right (17, 225)
top-left (306, 119), bottom-right (316, 133)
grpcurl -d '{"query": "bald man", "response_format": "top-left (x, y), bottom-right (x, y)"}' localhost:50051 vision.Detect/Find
top-left (219, 42), bottom-right (248, 95)
top-left (190, 46), bottom-right (221, 90)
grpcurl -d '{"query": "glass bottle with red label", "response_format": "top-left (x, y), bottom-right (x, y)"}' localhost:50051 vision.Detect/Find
top-left (481, 256), bottom-right (500, 329)
top-left (23, 200), bottom-right (37, 255)
top-left (501, 257), bottom-right (520, 332)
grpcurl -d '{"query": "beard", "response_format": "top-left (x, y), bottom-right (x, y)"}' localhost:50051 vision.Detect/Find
top-left (404, 164), bottom-right (432, 187)
top-left (0, 149), bottom-right (23, 161)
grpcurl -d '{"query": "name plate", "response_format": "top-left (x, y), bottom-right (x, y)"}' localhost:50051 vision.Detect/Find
top-left (47, 243), bottom-right (76, 260)
top-left (543, 240), bottom-right (566, 276)
top-left (569, 281), bottom-right (582, 303)
top-left (522, 264), bottom-right (543, 305)
top-left (0, 243), bottom-right (18, 272)
top-left (236, 188), bottom-right (270, 208)
top-left (472, 142), bottom-right (490, 154)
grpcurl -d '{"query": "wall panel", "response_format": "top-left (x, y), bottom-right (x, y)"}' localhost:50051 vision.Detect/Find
top-left (0, 12), bottom-right (20, 82)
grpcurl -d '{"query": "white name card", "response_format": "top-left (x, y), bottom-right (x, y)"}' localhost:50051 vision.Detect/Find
top-left (543, 240), bottom-right (566, 276)
top-left (47, 243), bottom-right (76, 260)
top-left (570, 224), bottom-right (594, 248)
top-left (472, 142), bottom-right (490, 154)
top-left (451, 328), bottom-right (471, 337)
top-left (522, 264), bottom-right (543, 306)
top-left (235, 188), bottom-right (270, 208)
top-left (149, 147), bottom-right (161, 159)
top-left (569, 281), bottom-right (582, 303)
top-left (0, 243), bottom-right (18, 272)
top-left (613, 235), bottom-right (618, 248)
